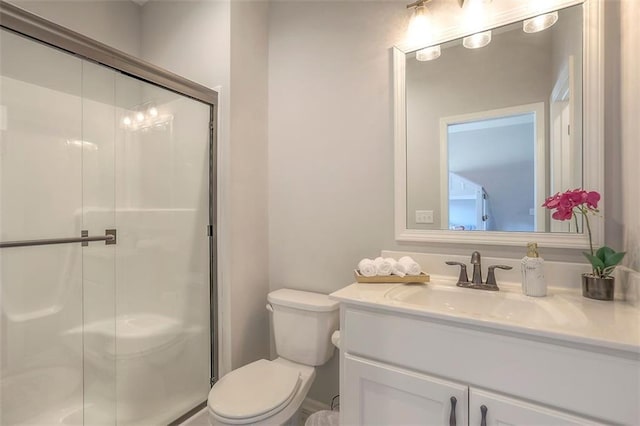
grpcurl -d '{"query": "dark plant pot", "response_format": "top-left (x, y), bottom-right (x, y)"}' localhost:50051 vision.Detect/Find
top-left (582, 274), bottom-right (615, 301)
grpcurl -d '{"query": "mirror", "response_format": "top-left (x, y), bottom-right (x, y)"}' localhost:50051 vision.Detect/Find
top-left (394, 0), bottom-right (604, 248)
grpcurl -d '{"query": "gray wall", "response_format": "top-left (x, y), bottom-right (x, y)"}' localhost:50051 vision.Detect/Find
top-left (268, 0), bottom-right (636, 403)
top-left (606, 0), bottom-right (640, 305)
top-left (139, 0), bottom-right (270, 374)
top-left (268, 1), bottom-right (407, 402)
top-left (228, 0), bottom-right (270, 371)
top-left (620, 0), bottom-right (639, 272)
top-left (9, 0), bottom-right (142, 57)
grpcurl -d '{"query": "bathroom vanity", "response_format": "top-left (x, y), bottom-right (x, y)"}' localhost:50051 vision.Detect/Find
top-left (331, 280), bottom-right (640, 425)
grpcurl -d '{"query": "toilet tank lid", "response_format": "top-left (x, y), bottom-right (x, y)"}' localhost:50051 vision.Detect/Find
top-left (268, 289), bottom-right (339, 312)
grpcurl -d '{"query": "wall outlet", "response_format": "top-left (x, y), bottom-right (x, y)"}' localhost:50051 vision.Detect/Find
top-left (415, 210), bottom-right (434, 224)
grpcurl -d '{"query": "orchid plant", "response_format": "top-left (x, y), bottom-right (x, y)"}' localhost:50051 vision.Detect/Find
top-left (542, 189), bottom-right (626, 278)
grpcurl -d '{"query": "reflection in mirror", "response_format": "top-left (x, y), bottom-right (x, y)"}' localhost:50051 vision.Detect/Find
top-left (405, 4), bottom-right (583, 233)
top-left (443, 104), bottom-right (544, 232)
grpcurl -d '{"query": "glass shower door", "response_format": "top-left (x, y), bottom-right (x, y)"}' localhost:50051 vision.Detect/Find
top-left (1, 26), bottom-right (212, 425)
top-left (111, 65), bottom-right (211, 426)
top-left (0, 28), bottom-right (116, 425)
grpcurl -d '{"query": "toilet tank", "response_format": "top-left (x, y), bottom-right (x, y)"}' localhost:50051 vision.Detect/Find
top-left (267, 289), bottom-right (340, 366)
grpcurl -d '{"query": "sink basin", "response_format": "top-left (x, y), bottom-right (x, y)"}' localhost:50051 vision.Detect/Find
top-left (384, 283), bottom-right (587, 328)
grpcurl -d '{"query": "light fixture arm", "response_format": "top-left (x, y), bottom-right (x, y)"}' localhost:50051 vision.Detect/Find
top-left (406, 0), bottom-right (431, 9)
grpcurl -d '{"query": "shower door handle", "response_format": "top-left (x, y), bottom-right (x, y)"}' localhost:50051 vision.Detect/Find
top-left (0, 229), bottom-right (116, 248)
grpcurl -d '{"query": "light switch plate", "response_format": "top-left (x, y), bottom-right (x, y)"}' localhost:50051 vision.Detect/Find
top-left (416, 210), bottom-right (434, 224)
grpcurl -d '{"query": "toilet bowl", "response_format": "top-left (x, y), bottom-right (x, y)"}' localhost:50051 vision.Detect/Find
top-left (207, 289), bottom-right (339, 426)
top-left (208, 358), bottom-right (315, 425)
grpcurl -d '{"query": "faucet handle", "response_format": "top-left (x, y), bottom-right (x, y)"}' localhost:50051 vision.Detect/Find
top-left (486, 265), bottom-right (513, 286)
top-left (445, 261), bottom-right (469, 285)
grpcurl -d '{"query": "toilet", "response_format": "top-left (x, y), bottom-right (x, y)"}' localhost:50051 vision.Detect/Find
top-left (207, 289), bottom-right (340, 426)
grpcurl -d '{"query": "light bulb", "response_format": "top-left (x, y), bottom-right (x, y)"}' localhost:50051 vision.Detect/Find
top-left (416, 45), bottom-right (441, 61)
top-left (123, 116), bottom-right (132, 126)
top-left (463, 30), bottom-right (492, 49)
top-left (407, 4), bottom-right (433, 48)
top-left (149, 107), bottom-right (158, 117)
top-left (523, 11), bottom-right (558, 33)
top-left (136, 112), bottom-right (145, 122)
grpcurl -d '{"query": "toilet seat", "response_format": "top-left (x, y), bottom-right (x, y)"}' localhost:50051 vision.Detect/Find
top-left (208, 359), bottom-right (302, 424)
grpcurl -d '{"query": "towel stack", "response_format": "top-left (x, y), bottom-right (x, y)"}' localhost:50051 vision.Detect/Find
top-left (357, 256), bottom-right (422, 277)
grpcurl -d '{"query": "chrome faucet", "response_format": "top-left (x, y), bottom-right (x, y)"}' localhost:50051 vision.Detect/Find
top-left (445, 251), bottom-right (513, 291)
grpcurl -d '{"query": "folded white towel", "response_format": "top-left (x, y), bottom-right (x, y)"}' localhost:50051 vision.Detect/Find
top-left (374, 257), bottom-right (393, 276)
top-left (357, 258), bottom-right (377, 277)
top-left (399, 256), bottom-right (421, 275)
top-left (385, 257), bottom-right (406, 277)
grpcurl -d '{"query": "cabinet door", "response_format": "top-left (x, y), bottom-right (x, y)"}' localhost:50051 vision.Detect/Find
top-left (343, 354), bottom-right (467, 425)
top-left (469, 388), bottom-right (603, 426)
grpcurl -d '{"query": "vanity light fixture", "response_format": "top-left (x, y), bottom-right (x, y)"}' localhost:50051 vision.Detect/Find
top-left (416, 45), bottom-right (441, 61)
top-left (406, 0), bottom-right (433, 48)
top-left (463, 30), bottom-right (492, 49)
top-left (523, 11), bottom-right (559, 33)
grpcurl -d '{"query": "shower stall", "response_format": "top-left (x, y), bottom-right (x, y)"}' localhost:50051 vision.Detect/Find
top-left (0, 3), bottom-right (217, 425)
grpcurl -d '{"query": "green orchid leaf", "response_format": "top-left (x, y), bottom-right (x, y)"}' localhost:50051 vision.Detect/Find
top-left (604, 251), bottom-right (626, 268)
top-left (596, 246), bottom-right (614, 262)
top-left (583, 252), bottom-right (605, 270)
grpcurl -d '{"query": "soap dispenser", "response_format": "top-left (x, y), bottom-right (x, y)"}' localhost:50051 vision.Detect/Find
top-left (521, 242), bottom-right (546, 297)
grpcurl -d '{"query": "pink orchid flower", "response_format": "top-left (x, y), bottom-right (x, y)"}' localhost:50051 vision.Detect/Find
top-left (542, 189), bottom-right (600, 222)
top-left (543, 189), bottom-right (624, 279)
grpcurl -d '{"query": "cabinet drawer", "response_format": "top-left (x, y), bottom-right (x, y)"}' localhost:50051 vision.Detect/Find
top-left (343, 307), bottom-right (639, 425)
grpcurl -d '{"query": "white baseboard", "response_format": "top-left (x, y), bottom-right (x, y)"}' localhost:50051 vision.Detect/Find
top-left (301, 397), bottom-right (331, 414)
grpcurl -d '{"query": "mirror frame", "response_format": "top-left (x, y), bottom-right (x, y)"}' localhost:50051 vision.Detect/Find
top-left (393, 0), bottom-right (603, 249)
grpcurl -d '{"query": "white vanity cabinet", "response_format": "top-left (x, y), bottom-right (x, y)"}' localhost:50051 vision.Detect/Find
top-left (338, 303), bottom-right (639, 425)
top-left (343, 354), bottom-right (468, 425)
top-left (343, 353), bottom-right (595, 426)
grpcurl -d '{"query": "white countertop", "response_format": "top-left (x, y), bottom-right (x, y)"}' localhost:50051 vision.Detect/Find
top-left (330, 277), bottom-right (640, 356)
